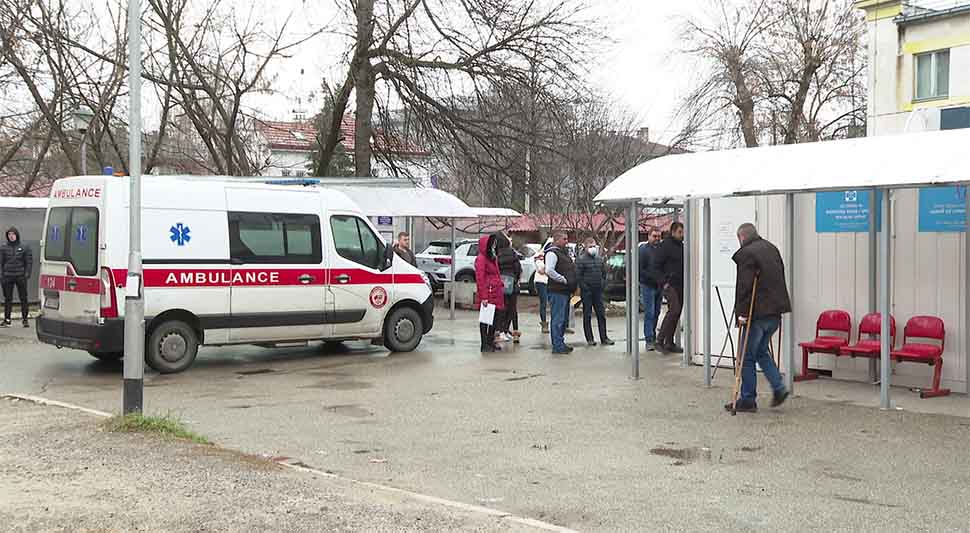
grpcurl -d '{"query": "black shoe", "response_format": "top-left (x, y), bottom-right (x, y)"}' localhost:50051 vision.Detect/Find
top-left (724, 401), bottom-right (758, 413)
top-left (667, 345), bottom-right (684, 354)
top-left (552, 348), bottom-right (571, 355)
top-left (1, 320), bottom-right (9, 328)
top-left (587, 340), bottom-right (597, 347)
top-left (601, 338), bottom-right (615, 346)
top-left (771, 390), bottom-right (789, 408)
top-left (23, 319), bottom-right (29, 328)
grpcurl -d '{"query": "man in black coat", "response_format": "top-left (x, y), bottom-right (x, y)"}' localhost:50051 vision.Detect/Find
top-left (1, 227), bottom-right (32, 327)
top-left (576, 237), bottom-right (614, 347)
top-left (494, 232), bottom-right (522, 340)
top-left (651, 222), bottom-right (685, 354)
top-left (727, 223), bottom-right (792, 413)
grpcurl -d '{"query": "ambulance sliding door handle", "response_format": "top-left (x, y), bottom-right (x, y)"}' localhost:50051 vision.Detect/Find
top-left (298, 274), bottom-right (315, 285)
top-left (335, 274), bottom-right (351, 284)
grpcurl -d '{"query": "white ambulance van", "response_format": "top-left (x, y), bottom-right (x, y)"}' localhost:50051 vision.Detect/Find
top-left (36, 175), bottom-right (434, 373)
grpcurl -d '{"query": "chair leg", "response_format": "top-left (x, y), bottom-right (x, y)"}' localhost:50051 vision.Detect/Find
top-left (794, 347), bottom-right (819, 382)
top-left (920, 359), bottom-right (951, 398)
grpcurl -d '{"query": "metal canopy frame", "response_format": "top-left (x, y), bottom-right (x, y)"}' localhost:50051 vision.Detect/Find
top-left (596, 139), bottom-right (970, 409)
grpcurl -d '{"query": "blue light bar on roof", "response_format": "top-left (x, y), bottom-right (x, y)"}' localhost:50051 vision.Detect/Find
top-left (263, 178), bottom-right (320, 186)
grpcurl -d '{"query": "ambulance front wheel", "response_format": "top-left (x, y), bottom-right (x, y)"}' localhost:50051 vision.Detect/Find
top-left (146, 320), bottom-right (199, 373)
top-left (384, 307), bottom-right (423, 352)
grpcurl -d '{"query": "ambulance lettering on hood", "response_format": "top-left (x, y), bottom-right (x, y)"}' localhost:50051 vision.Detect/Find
top-left (52, 187), bottom-right (102, 199)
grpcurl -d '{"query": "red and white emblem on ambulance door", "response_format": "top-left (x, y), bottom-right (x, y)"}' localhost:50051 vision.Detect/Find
top-left (369, 286), bottom-right (388, 309)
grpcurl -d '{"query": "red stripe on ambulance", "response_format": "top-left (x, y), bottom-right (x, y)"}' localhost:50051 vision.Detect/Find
top-left (39, 274), bottom-right (101, 294)
top-left (107, 268), bottom-right (425, 288)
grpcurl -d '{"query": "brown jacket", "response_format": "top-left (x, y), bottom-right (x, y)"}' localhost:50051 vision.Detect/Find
top-left (732, 236), bottom-right (791, 320)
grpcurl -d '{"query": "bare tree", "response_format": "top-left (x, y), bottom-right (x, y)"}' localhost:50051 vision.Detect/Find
top-left (313, 0), bottom-right (597, 179)
top-left (677, 0), bottom-right (865, 149)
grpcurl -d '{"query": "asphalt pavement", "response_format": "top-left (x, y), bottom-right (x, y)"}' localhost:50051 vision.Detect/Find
top-left (2, 301), bottom-right (970, 531)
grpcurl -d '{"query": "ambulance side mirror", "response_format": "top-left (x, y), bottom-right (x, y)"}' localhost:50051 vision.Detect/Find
top-left (380, 244), bottom-right (394, 271)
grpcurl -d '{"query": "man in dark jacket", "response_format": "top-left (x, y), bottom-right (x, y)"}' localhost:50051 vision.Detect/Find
top-left (638, 228), bottom-right (663, 349)
top-left (545, 232), bottom-right (576, 354)
top-left (727, 223), bottom-right (792, 413)
top-left (1, 227), bottom-right (32, 327)
top-left (392, 232), bottom-right (417, 266)
top-left (576, 237), bottom-right (614, 347)
top-left (651, 222), bottom-right (685, 354)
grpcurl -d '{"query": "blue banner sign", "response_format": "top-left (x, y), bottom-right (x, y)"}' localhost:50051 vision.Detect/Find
top-left (816, 190), bottom-right (882, 233)
top-left (918, 186), bottom-right (967, 232)
top-left (377, 216), bottom-right (393, 226)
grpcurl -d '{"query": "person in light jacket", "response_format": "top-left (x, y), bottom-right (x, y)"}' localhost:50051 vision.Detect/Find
top-left (533, 238), bottom-right (553, 333)
top-left (475, 234), bottom-right (505, 352)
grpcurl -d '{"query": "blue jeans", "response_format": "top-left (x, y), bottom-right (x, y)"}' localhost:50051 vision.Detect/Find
top-left (640, 285), bottom-right (661, 342)
top-left (740, 317), bottom-right (786, 403)
top-left (536, 283), bottom-right (548, 323)
top-left (548, 292), bottom-right (569, 352)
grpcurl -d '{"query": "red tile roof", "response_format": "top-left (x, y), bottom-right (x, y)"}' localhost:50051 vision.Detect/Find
top-left (256, 116), bottom-right (430, 157)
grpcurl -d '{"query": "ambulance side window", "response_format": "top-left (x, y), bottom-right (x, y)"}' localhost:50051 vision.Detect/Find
top-left (229, 212), bottom-right (321, 264)
top-left (331, 215), bottom-right (384, 270)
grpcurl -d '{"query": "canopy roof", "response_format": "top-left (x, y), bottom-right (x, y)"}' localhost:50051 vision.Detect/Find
top-left (0, 197), bottom-right (49, 209)
top-left (595, 128), bottom-right (970, 204)
top-left (467, 207), bottom-right (521, 218)
top-left (329, 185), bottom-right (477, 218)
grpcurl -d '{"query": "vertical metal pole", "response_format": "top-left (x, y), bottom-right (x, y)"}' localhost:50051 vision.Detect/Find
top-left (123, 0), bottom-right (145, 415)
top-left (449, 218), bottom-right (456, 320)
top-left (625, 210), bottom-right (633, 354)
top-left (868, 189), bottom-right (878, 381)
top-left (965, 186), bottom-right (969, 393)
top-left (703, 199), bottom-right (712, 386)
top-left (879, 189), bottom-right (892, 410)
top-left (630, 202), bottom-right (640, 379)
top-left (785, 193), bottom-right (795, 392)
top-left (80, 138), bottom-right (87, 175)
top-left (682, 201), bottom-right (692, 367)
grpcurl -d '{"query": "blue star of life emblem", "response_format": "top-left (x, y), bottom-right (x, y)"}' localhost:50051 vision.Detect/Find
top-left (170, 223), bottom-right (191, 246)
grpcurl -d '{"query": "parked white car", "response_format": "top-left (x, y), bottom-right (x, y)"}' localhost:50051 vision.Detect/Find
top-left (418, 239), bottom-right (537, 294)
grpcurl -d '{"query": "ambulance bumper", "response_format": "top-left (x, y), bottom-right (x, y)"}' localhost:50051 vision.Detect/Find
top-left (36, 316), bottom-right (125, 353)
top-left (421, 295), bottom-right (434, 334)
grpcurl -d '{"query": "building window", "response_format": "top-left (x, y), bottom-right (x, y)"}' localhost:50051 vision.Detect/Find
top-left (295, 170), bottom-right (307, 177)
top-left (281, 169), bottom-right (292, 177)
top-left (915, 50), bottom-right (949, 101)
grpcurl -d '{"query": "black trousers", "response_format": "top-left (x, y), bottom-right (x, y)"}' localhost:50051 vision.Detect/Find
top-left (2, 278), bottom-right (29, 321)
top-left (479, 322), bottom-right (496, 350)
top-left (658, 285), bottom-right (683, 348)
top-left (498, 292), bottom-right (518, 332)
top-left (581, 287), bottom-right (608, 343)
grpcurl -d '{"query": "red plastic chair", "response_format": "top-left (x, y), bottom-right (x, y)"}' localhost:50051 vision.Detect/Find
top-left (891, 316), bottom-right (950, 398)
top-left (840, 313), bottom-right (896, 359)
top-left (796, 310), bottom-right (852, 382)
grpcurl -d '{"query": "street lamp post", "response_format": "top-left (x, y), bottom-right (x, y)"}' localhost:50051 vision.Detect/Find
top-left (71, 107), bottom-right (95, 175)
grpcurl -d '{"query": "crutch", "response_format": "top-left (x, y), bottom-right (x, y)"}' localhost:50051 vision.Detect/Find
top-left (730, 274), bottom-right (759, 416)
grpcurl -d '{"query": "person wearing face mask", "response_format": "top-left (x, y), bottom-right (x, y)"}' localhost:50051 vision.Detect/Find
top-left (575, 237), bottom-right (613, 347)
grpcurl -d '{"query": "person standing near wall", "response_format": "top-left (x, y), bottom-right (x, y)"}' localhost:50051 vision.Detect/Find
top-left (1, 227), bottom-right (32, 328)
top-left (727, 223), bottom-right (791, 413)
top-left (652, 222), bottom-right (685, 354)
top-left (474, 234), bottom-right (505, 352)
top-left (533, 238), bottom-right (553, 333)
top-left (639, 228), bottom-right (663, 350)
top-left (545, 232), bottom-right (577, 354)
top-left (392, 232), bottom-right (417, 266)
top-left (576, 237), bottom-right (614, 347)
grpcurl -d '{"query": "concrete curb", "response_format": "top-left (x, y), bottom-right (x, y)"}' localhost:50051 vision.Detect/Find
top-left (2, 393), bottom-right (578, 533)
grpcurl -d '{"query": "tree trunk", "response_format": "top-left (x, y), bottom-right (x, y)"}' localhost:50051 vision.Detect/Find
top-left (353, 0), bottom-right (376, 177)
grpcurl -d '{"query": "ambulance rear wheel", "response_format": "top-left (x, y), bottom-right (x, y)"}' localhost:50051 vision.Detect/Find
top-left (146, 320), bottom-right (199, 374)
top-left (384, 307), bottom-right (423, 352)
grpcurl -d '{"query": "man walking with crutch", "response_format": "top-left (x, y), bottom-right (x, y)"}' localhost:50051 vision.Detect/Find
top-left (726, 223), bottom-right (791, 413)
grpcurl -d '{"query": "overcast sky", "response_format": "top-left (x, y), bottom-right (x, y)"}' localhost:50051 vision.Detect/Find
top-left (251, 0), bottom-right (702, 145)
